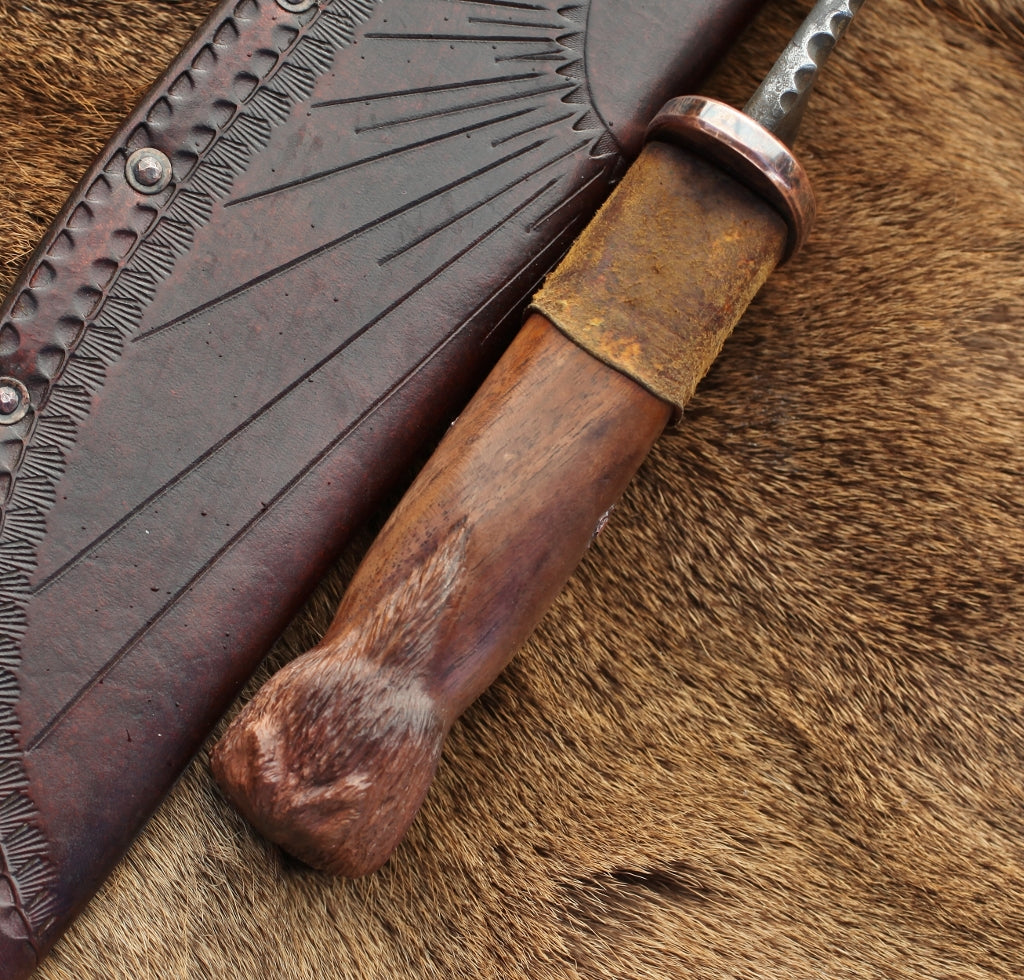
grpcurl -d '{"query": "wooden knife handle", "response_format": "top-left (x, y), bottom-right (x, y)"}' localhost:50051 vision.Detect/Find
top-left (212, 109), bottom-right (805, 876)
top-left (211, 311), bottom-right (671, 875)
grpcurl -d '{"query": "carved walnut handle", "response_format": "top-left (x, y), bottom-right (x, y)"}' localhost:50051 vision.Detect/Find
top-left (210, 312), bottom-right (671, 875)
top-left (211, 115), bottom-right (802, 875)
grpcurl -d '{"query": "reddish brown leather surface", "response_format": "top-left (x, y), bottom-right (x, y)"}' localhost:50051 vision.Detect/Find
top-left (0, 0), bottom-right (762, 973)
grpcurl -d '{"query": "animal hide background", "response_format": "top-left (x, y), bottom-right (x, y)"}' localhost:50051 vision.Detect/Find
top-left (1, 0), bottom-right (1023, 976)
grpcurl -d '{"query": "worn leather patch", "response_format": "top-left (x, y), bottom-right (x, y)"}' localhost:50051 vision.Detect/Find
top-left (532, 142), bottom-right (786, 417)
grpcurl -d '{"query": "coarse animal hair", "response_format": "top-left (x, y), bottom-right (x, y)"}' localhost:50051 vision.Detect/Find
top-left (1, 0), bottom-right (1021, 976)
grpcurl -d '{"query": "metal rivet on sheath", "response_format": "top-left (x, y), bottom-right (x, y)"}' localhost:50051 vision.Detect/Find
top-left (276, 0), bottom-right (318, 11)
top-left (0, 378), bottom-right (30, 425)
top-left (126, 147), bottom-right (172, 194)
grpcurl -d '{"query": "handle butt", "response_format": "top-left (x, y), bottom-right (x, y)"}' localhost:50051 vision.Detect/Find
top-left (212, 642), bottom-right (447, 877)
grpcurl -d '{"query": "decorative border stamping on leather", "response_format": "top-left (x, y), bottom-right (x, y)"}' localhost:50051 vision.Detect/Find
top-left (0, 0), bottom-right (612, 943)
top-left (0, 0), bottom-right (391, 943)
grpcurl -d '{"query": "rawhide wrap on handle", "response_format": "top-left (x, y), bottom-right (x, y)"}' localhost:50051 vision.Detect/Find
top-left (212, 100), bottom-right (813, 876)
top-left (533, 144), bottom-right (785, 417)
top-left (534, 95), bottom-right (816, 415)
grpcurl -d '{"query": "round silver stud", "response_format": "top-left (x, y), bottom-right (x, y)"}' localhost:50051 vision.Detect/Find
top-left (126, 147), bottom-right (173, 194)
top-left (0, 377), bottom-right (30, 425)
top-left (276, 0), bottom-right (318, 11)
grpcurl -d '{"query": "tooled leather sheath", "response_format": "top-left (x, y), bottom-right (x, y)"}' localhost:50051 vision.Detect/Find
top-left (0, 0), bottom-right (763, 972)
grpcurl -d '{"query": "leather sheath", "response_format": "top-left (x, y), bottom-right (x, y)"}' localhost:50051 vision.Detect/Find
top-left (0, 0), bottom-right (763, 973)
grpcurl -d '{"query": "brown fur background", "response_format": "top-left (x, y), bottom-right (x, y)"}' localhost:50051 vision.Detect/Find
top-left (2, 0), bottom-right (1023, 976)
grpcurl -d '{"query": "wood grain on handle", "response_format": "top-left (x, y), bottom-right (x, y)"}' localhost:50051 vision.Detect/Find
top-left (211, 313), bottom-right (671, 875)
top-left (211, 130), bottom-right (796, 876)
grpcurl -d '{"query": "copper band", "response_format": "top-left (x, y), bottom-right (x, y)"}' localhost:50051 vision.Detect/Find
top-left (647, 96), bottom-right (815, 260)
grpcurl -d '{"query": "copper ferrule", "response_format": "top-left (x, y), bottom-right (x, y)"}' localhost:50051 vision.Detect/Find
top-left (646, 95), bottom-right (815, 260)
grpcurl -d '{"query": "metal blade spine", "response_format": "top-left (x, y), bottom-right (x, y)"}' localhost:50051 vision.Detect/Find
top-left (744, 0), bottom-right (865, 145)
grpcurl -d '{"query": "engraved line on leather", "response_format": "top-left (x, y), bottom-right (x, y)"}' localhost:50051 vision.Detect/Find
top-left (133, 134), bottom-right (573, 341)
top-left (0, 0), bottom-right (389, 942)
top-left (364, 30), bottom-right (558, 41)
top-left (455, 0), bottom-right (549, 8)
top-left (527, 164), bottom-right (604, 232)
top-left (225, 106), bottom-right (539, 207)
top-left (378, 152), bottom-right (583, 262)
top-left (466, 15), bottom-right (565, 28)
top-left (495, 48), bottom-right (562, 63)
top-left (31, 164), bottom-right (569, 601)
top-left (350, 80), bottom-right (573, 132)
top-left (28, 162), bottom-right (598, 757)
top-left (311, 70), bottom-right (543, 107)
top-left (494, 108), bottom-right (576, 146)
top-left (477, 203), bottom-right (591, 353)
top-left (395, 128), bottom-right (594, 258)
